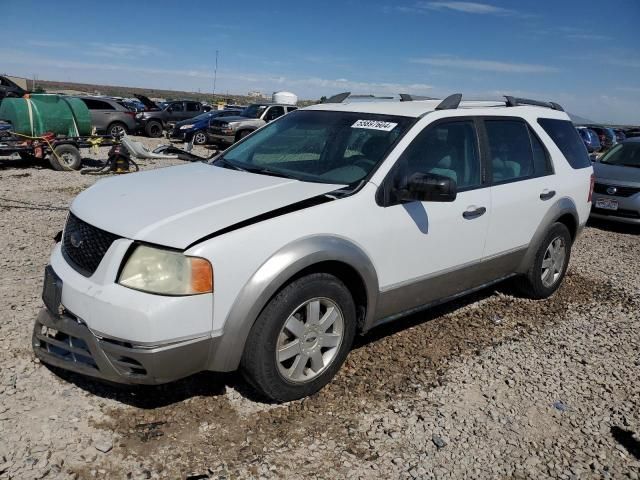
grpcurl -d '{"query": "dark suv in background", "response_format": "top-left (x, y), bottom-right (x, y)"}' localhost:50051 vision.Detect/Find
top-left (135, 100), bottom-right (211, 137)
top-left (0, 76), bottom-right (27, 101)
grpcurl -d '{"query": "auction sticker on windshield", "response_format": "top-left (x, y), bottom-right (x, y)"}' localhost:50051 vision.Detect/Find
top-left (352, 120), bottom-right (398, 131)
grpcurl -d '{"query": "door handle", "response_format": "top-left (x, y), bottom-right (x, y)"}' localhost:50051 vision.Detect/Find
top-left (462, 206), bottom-right (487, 220)
top-left (540, 190), bottom-right (556, 201)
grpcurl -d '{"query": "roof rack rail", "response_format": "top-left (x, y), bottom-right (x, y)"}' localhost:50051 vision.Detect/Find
top-left (322, 92), bottom-right (351, 104)
top-left (399, 93), bottom-right (438, 102)
top-left (436, 93), bottom-right (462, 110)
top-left (504, 96), bottom-right (564, 112)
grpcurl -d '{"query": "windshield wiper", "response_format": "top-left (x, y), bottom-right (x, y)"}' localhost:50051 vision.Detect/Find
top-left (215, 157), bottom-right (247, 172)
top-left (242, 165), bottom-right (299, 180)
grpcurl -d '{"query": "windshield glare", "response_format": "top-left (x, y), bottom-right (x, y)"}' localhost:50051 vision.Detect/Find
top-left (600, 142), bottom-right (640, 168)
top-left (213, 110), bottom-right (413, 184)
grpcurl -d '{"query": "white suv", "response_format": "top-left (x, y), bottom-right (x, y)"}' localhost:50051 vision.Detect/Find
top-left (34, 93), bottom-right (594, 401)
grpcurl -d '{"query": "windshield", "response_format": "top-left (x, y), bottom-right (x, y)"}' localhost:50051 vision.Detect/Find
top-left (600, 142), bottom-right (640, 168)
top-left (241, 104), bottom-right (268, 119)
top-left (212, 110), bottom-right (414, 184)
top-left (191, 112), bottom-right (214, 122)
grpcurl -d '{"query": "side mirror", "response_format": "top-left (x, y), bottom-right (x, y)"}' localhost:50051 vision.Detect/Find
top-left (396, 172), bottom-right (457, 202)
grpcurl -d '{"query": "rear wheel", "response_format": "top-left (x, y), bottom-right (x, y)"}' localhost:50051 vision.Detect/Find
top-left (48, 144), bottom-right (82, 171)
top-left (145, 120), bottom-right (163, 138)
top-left (241, 273), bottom-right (356, 402)
top-left (192, 130), bottom-right (207, 145)
top-left (516, 222), bottom-right (571, 299)
top-left (107, 122), bottom-right (128, 138)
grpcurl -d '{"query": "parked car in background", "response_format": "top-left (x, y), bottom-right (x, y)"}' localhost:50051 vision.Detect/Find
top-left (136, 100), bottom-right (211, 137)
top-left (576, 126), bottom-right (601, 153)
top-left (624, 127), bottom-right (640, 138)
top-left (589, 126), bottom-right (617, 150)
top-left (77, 96), bottom-right (137, 137)
top-left (591, 138), bottom-right (640, 224)
top-left (169, 109), bottom-right (243, 144)
top-left (208, 102), bottom-right (297, 145)
top-left (0, 76), bottom-right (27, 101)
top-left (613, 128), bottom-right (626, 143)
top-left (33, 95), bottom-right (592, 401)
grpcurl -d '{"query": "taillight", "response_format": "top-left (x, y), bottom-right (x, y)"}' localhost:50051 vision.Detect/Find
top-left (125, 111), bottom-right (137, 118)
top-left (588, 173), bottom-right (595, 202)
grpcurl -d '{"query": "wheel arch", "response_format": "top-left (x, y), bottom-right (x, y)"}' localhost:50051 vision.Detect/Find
top-left (207, 235), bottom-right (379, 371)
top-left (516, 196), bottom-right (579, 274)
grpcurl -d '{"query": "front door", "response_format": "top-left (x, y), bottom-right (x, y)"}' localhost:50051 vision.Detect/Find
top-left (372, 119), bottom-right (491, 319)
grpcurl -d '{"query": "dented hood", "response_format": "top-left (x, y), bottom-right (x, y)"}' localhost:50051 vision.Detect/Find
top-left (70, 163), bottom-right (342, 249)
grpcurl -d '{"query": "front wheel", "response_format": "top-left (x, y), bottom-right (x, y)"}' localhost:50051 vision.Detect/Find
top-left (241, 273), bottom-right (356, 402)
top-left (192, 130), bottom-right (207, 145)
top-left (516, 222), bottom-right (572, 299)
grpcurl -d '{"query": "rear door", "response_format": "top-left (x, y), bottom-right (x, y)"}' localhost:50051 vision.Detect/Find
top-left (481, 117), bottom-right (557, 258)
top-left (79, 98), bottom-right (117, 132)
top-left (185, 102), bottom-right (202, 120)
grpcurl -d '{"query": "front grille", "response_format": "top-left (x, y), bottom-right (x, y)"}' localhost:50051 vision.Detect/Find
top-left (592, 207), bottom-right (640, 219)
top-left (34, 323), bottom-right (98, 370)
top-left (62, 213), bottom-right (120, 276)
top-left (594, 183), bottom-right (640, 197)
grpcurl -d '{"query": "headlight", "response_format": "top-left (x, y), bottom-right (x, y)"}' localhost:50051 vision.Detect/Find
top-left (218, 122), bottom-right (229, 128)
top-left (179, 124), bottom-right (194, 130)
top-left (118, 245), bottom-right (213, 295)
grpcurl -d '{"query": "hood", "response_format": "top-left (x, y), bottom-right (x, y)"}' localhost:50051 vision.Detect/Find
top-left (211, 115), bottom-right (260, 124)
top-left (594, 161), bottom-right (640, 184)
top-left (133, 94), bottom-right (160, 111)
top-left (70, 163), bottom-right (343, 249)
top-left (175, 117), bottom-right (208, 128)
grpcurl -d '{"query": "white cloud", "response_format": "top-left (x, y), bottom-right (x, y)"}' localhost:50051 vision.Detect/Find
top-left (420, 1), bottom-right (515, 14)
top-left (410, 56), bottom-right (559, 73)
top-left (87, 42), bottom-right (165, 58)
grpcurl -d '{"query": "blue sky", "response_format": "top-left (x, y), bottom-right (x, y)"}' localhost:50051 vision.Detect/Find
top-left (1, 0), bottom-right (639, 123)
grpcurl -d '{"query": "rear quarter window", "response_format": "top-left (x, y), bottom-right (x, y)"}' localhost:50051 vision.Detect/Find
top-left (538, 118), bottom-right (591, 169)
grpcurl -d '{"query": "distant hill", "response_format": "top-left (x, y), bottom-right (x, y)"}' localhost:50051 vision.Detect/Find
top-left (33, 79), bottom-right (316, 106)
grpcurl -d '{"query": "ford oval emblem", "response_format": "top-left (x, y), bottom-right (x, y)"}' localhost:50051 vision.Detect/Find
top-left (606, 186), bottom-right (617, 195)
top-left (70, 231), bottom-right (84, 248)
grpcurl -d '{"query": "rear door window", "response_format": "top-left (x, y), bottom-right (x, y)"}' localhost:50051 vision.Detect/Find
top-left (538, 118), bottom-right (591, 169)
top-left (485, 120), bottom-right (534, 183)
top-left (81, 99), bottom-right (115, 110)
top-left (186, 102), bottom-right (200, 112)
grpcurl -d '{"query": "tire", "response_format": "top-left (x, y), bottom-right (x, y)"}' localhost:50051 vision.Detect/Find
top-left (235, 130), bottom-right (251, 142)
top-left (516, 222), bottom-right (572, 299)
top-left (241, 273), bottom-right (356, 402)
top-left (107, 122), bottom-right (128, 138)
top-left (48, 144), bottom-right (82, 171)
top-left (192, 130), bottom-right (207, 145)
top-left (145, 120), bottom-right (163, 138)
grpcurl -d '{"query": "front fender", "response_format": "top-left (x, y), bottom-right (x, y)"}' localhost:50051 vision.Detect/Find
top-left (207, 235), bottom-right (379, 371)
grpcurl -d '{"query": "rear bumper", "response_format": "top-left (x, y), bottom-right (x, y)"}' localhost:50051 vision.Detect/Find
top-left (33, 308), bottom-right (216, 385)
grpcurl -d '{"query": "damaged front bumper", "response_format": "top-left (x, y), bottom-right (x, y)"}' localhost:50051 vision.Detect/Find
top-left (33, 308), bottom-right (216, 385)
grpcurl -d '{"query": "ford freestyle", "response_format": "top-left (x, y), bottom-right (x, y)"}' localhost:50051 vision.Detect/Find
top-left (34, 94), bottom-right (593, 401)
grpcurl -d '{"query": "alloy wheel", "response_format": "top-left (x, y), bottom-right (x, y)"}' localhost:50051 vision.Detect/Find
top-left (541, 236), bottom-right (566, 288)
top-left (276, 297), bottom-right (344, 383)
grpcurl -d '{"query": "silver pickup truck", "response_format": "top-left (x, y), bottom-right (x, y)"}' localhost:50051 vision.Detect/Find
top-left (208, 102), bottom-right (298, 145)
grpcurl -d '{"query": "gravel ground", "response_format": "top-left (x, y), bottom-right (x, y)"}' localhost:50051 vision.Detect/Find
top-left (0, 138), bottom-right (639, 479)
